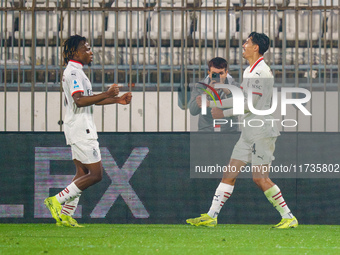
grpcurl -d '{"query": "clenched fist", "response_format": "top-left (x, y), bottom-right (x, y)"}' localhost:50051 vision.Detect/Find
top-left (118, 92), bottom-right (132, 105)
top-left (107, 84), bottom-right (120, 97)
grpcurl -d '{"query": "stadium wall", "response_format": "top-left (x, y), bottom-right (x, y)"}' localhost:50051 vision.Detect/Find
top-left (0, 132), bottom-right (340, 225)
top-left (0, 91), bottom-right (339, 132)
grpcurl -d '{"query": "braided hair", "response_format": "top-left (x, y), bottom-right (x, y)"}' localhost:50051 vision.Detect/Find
top-left (63, 34), bottom-right (86, 65)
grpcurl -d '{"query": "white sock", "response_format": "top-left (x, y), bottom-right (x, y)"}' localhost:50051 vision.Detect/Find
top-left (264, 185), bottom-right (293, 219)
top-left (55, 182), bottom-right (82, 205)
top-left (61, 194), bottom-right (81, 216)
top-left (207, 182), bottom-right (234, 218)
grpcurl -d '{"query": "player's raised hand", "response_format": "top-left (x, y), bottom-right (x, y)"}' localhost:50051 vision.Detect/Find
top-left (118, 92), bottom-right (132, 105)
top-left (211, 107), bottom-right (224, 119)
top-left (107, 84), bottom-right (120, 97)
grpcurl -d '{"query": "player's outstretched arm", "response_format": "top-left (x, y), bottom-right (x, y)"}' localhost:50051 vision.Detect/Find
top-left (72, 84), bottom-right (120, 107)
top-left (95, 92), bottom-right (132, 105)
top-left (72, 85), bottom-right (119, 107)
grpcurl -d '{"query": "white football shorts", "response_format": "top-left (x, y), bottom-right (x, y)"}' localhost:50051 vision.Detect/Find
top-left (231, 136), bottom-right (277, 165)
top-left (70, 139), bottom-right (101, 164)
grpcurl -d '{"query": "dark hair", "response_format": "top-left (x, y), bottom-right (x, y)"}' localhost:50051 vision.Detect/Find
top-left (248, 32), bottom-right (270, 55)
top-left (63, 34), bottom-right (86, 65)
top-left (208, 57), bottom-right (228, 71)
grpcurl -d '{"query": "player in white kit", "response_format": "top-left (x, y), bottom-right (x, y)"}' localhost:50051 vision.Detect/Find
top-left (187, 32), bottom-right (298, 229)
top-left (44, 35), bottom-right (132, 227)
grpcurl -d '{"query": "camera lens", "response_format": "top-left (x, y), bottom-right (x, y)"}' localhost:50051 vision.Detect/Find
top-left (212, 73), bottom-right (220, 81)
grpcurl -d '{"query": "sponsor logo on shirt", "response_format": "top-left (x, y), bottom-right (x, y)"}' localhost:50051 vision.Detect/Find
top-left (252, 84), bottom-right (262, 90)
top-left (73, 80), bottom-right (80, 89)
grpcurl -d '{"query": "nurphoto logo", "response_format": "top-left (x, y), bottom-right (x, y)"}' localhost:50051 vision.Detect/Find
top-left (199, 83), bottom-right (311, 129)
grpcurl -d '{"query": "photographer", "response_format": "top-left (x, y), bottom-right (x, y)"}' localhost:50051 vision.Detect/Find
top-left (188, 57), bottom-right (238, 132)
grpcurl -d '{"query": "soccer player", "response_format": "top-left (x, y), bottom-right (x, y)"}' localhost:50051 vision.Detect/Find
top-left (44, 35), bottom-right (132, 227)
top-left (186, 32), bottom-right (298, 229)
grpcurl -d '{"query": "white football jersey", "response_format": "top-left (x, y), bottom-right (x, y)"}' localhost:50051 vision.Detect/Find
top-left (240, 57), bottom-right (280, 141)
top-left (62, 60), bottom-right (98, 145)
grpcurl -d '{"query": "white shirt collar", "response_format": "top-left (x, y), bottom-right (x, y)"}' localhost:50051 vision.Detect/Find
top-left (69, 60), bottom-right (83, 69)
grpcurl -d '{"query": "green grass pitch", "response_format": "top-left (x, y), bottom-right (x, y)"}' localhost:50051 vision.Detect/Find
top-left (1, 224), bottom-right (340, 254)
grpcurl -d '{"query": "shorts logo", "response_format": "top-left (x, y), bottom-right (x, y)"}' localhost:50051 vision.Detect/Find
top-left (93, 148), bottom-right (98, 157)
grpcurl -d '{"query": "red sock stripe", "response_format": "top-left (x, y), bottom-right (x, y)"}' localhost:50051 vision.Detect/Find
top-left (225, 192), bottom-right (231, 196)
top-left (64, 188), bottom-right (70, 194)
top-left (61, 209), bottom-right (70, 215)
top-left (282, 204), bottom-right (287, 207)
top-left (275, 195), bottom-right (283, 200)
top-left (279, 201), bottom-right (285, 205)
top-left (224, 195), bottom-right (230, 198)
top-left (272, 192), bottom-right (281, 198)
top-left (59, 192), bottom-right (64, 197)
top-left (220, 201), bottom-right (225, 204)
top-left (63, 205), bottom-right (75, 210)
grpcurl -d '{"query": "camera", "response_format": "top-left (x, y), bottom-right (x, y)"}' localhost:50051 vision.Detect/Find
top-left (211, 73), bottom-right (221, 82)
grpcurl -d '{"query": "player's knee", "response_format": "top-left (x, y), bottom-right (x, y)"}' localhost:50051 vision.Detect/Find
top-left (253, 177), bottom-right (265, 187)
top-left (93, 173), bottom-right (103, 184)
top-left (89, 172), bottom-right (102, 184)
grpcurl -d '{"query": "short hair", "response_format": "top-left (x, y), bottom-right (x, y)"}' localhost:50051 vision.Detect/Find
top-left (248, 32), bottom-right (270, 55)
top-left (208, 57), bottom-right (228, 71)
top-left (63, 34), bottom-right (86, 65)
